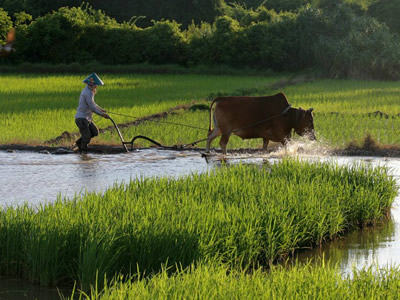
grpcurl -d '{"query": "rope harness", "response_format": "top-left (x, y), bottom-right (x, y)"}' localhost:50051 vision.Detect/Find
top-left (231, 105), bottom-right (292, 133)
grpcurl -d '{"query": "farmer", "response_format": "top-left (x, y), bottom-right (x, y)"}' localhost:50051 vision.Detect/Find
top-left (74, 72), bottom-right (110, 153)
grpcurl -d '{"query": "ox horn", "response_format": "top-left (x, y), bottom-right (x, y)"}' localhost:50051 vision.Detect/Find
top-left (308, 108), bottom-right (314, 112)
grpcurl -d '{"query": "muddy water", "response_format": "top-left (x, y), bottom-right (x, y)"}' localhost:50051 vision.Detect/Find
top-left (0, 149), bottom-right (399, 297)
top-left (0, 149), bottom-right (208, 207)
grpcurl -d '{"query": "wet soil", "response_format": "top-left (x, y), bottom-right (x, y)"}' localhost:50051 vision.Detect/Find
top-left (1, 143), bottom-right (400, 157)
top-left (38, 118), bottom-right (399, 156)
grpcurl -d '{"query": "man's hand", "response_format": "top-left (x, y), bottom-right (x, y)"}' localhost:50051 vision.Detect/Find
top-left (103, 113), bottom-right (110, 119)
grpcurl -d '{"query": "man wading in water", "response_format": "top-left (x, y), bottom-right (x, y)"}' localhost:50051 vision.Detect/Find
top-left (73, 72), bottom-right (110, 153)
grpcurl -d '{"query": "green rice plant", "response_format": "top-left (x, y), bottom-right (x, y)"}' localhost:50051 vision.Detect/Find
top-left (283, 79), bottom-right (400, 147)
top-left (315, 113), bottom-right (400, 147)
top-left (0, 161), bottom-right (396, 290)
top-left (0, 73), bottom-right (276, 144)
top-left (284, 79), bottom-right (400, 114)
top-left (71, 262), bottom-right (400, 300)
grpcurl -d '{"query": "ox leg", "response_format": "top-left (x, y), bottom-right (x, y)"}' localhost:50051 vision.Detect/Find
top-left (281, 136), bottom-right (291, 153)
top-left (219, 133), bottom-right (230, 155)
top-left (205, 129), bottom-right (220, 153)
top-left (262, 138), bottom-right (269, 151)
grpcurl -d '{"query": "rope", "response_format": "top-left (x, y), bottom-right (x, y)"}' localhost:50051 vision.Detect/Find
top-left (108, 104), bottom-right (291, 135)
top-left (107, 111), bottom-right (208, 131)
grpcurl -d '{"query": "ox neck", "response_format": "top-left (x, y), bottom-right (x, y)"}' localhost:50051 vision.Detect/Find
top-left (290, 108), bottom-right (301, 130)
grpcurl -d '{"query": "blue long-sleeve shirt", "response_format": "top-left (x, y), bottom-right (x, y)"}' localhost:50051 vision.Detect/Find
top-left (75, 86), bottom-right (104, 121)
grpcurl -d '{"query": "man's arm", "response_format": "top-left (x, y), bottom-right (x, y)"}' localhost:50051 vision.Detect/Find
top-left (86, 93), bottom-right (109, 118)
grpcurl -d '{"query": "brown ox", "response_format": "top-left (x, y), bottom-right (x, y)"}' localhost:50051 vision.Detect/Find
top-left (205, 93), bottom-right (316, 154)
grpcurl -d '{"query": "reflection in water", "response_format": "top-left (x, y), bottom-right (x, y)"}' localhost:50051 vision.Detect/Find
top-left (0, 150), bottom-right (209, 207)
top-left (0, 149), bottom-right (399, 296)
top-left (293, 216), bottom-right (398, 273)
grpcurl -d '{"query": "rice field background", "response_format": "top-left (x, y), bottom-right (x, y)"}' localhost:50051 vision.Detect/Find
top-left (0, 74), bottom-right (399, 149)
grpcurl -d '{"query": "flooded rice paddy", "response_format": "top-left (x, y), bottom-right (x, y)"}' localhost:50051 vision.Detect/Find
top-left (0, 147), bottom-right (399, 297)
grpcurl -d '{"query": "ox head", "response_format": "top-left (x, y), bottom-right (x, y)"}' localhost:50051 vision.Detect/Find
top-left (294, 108), bottom-right (316, 140)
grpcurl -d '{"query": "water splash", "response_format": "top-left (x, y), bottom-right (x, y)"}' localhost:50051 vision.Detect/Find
top-left (269, 138), bottom-right (333, 158)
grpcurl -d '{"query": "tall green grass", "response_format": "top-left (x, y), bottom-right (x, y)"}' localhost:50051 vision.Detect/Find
top-left (285, 79), bottom-right (400, 114)
top-left (285, 79), bottom-right (400, 147)
top-left (0, 161), bottom-right (397, 290)
top-left (74, 263), bottom-right (400, 300)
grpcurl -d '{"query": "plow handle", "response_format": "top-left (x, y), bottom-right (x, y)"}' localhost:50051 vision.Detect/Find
top-left (108, 116), bottom-right (129, 153)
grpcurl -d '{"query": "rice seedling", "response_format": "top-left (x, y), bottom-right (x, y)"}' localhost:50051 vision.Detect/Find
top-left (0, 160), bottom-right (396, 290)
top-left (285, 79), bottom-right (400, 114)
top-left (73, 262), bottom-right (400, 300)
top-left (284, 79), bottom-right (400, 148)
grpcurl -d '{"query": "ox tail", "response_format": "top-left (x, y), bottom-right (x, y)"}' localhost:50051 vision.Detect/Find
top-left (208, 98), bottom-right (219, 132)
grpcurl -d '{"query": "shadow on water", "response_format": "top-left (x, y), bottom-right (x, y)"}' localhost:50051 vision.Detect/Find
top-left (0, 277), bottom-right (72, 300)
top-left (0, 146), bottom-right (399, 297)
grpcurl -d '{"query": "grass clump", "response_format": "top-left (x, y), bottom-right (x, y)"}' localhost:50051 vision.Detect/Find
top-left (0, 160), bottom-right (397, 291)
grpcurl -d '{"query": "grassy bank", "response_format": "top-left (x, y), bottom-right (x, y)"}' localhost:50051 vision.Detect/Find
top-left (0, 160), bottom-right (397, 290)
top-left (74, 263), bottom-right (400, 300)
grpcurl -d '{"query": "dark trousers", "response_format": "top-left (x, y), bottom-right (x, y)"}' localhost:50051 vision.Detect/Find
top-left (75, 118), bottom-right (99, 150)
